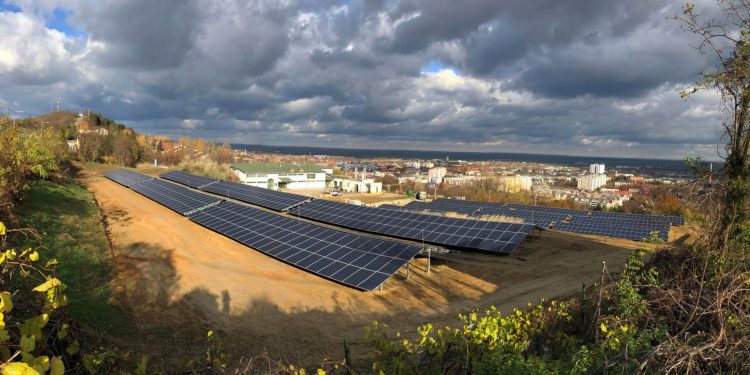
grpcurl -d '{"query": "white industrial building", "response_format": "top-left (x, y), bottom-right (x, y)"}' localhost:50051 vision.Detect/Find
top-left (589, 163), bottom-right (606, 174)
top-left (332, 177), bottom-right (382, 193)
top-left (230, 163), bottom-right (327, 190)
top-left (577, 174), bottom-right (607, 192)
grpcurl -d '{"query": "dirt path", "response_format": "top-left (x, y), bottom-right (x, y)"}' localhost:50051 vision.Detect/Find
top-left (79, 166), bottom-right (643, 367)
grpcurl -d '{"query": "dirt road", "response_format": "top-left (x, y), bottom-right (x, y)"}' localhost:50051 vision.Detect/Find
top-left (80, 167), bottom-right (643, 366)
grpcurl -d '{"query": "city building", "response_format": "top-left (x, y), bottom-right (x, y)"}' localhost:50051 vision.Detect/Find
top-left (230, 163), bottom-right (327, 190)
top-left (589, 163), bottom-right (606, 174)
top-left (629, 175), bottom-right (645, 184)
top-left (443, 176), bottom-right (474, 185)
top-left (428, 167), bottom-right (447, 183)
top-left (577, 174), bottom-right (607, 192)
top-left (497, 175), bottom-right (533, 192)
top-left (332, 177), bottom-right (382, 193)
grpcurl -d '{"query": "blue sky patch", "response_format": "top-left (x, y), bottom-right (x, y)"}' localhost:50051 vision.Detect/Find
top-left (0, 0), bottom-right (21, 13)
top-left (421, 59), bottom-right (460, 75)
top-left (46, 8), bottom-right (85, 38)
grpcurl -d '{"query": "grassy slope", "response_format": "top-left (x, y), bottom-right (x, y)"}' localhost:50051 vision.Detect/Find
top-left (15, 179), bottom-right (131, 335)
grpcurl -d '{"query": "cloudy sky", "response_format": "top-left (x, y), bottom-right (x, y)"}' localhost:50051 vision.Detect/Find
top-left (0, 0), bottom-right (728, 159)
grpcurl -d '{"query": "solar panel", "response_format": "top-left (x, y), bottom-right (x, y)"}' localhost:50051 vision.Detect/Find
top-left (289, 200), bottom-right (535, 254)
top-left (409, 198), bottom-right (681, 242)
top-left (159, 170), bottom-right (311, 211)
top-left (189, 202), bottom-right (421, 290)
top-left (104, 169), bottom-right (154, 187)
top-left (200, 180), bottom-right (312, 211)
top-left (131, 179), bottom-right (223, 215)
top-left (161, 170), bottom-right (219, 189)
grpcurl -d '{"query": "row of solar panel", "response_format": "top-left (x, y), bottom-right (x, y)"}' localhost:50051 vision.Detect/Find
top-left (162, 171), bottom-right (536, 254)
top-left (190, 202), bottom-right (421, 291)
top-left (437, 198), bottom-right (684, 226)
top-left (290, 199), bottom-right (535, 254)
top-left (161, 170), bottom-right (312, 211)
top-left (403, 199), bottom-right (682, 228)
top-left (389, 198), bottom-right (682, 242)
top-left (103, 170), bottom-right (421, 291)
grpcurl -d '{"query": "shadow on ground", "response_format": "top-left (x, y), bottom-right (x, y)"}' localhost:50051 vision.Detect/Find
top-left (107, 230), bottom-right (640, 372)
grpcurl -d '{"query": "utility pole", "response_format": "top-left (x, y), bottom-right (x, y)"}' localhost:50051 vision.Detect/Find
top-left (11, 110), bottom-right (22, 127)
top-left (39, 121), bottom-right (50, 136)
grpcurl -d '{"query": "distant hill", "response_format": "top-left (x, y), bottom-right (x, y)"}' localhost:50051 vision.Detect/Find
top-left (14, 111), bottom-right (127, 138)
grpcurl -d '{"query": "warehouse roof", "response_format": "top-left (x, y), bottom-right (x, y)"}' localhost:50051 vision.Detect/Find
top-left (230, 163), bottom-right (327, 176)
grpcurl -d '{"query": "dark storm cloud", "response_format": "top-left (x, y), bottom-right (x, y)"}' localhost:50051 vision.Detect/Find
top-left (0, 0), bottom-right (727, 159)
top-left (76, 0), bottom-right (205, 69)
top-left (383, 0), bottom-right (503, 53)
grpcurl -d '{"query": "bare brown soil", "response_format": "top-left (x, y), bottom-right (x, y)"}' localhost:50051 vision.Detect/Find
top-left (78, 165), bottom-right (651, 367)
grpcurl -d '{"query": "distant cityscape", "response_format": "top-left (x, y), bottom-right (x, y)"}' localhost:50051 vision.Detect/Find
top-left (216, 144), bottom-right (703, 212)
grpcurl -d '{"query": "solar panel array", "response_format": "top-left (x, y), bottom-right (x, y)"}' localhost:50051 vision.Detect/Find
top-left (105, 169), bottom-right (419, 291)
top-left (289, 199), bottom-right (535, 254)
top-left (103, 169), bottom-right (154, 187)
top-left (131, 179), bottom-right (223, 215)
top-left (395, 198), bottom-right (683, 242)
top-left (201, 181), bottom-right (312, 211)
top-left (161, 170), bottom-right (220, 189)
top-left (190, 202), bottom-right (421, 290)
top-left (160, 171), bottom-right (312, 211)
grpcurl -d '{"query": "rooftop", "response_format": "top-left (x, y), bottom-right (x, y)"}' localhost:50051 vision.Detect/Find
top-left (230, 163), bottom-right (327, 176)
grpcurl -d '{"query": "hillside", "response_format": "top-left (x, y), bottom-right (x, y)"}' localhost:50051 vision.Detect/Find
top-left (14, 111), bottom-right (126, 138)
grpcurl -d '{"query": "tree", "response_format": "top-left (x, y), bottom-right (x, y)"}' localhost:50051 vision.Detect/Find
top-left (112, 132), bottom-right (140, 167)
top-left (211, 143), bottom-right (234, 164)
top-left (678, 2), bottom-right (750, 250)
top-left (77, 133), bottom-right (105, 163)
top-left (0, 118), bottom-right (61, 217)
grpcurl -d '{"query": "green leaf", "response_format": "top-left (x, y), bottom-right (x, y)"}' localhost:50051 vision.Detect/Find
top-left (57, 324), bottom-right (68, 340)
top-left (20, 315), bottom-right (48, 338)
top-left (20, 335), bottom-right (35, 353)
top-left (0, 292), bottom-right (12, 313)
top-left (66, 340), bottom-right (79, 356)
top-left (26, 355), bottom-right (49, 374)
top-left (32, 278), bottom-right (60, 293)
top-left (49, 357), bottom-right (64, 375)
top-left (0, 362), bottom-right (40, 375)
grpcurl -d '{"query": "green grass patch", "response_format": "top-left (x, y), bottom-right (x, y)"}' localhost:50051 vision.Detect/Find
top-left (15, 179), bottom-right (132, 335)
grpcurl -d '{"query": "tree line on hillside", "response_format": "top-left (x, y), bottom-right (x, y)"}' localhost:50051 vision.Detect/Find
top-left (140, 135), bottom-right (234, 167)
top-left (14, 111), bottom-right (237, 171)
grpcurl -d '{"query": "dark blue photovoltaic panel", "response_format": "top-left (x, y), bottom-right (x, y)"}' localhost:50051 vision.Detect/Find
top-left (104, 169), bottom-right (154, 187)
top-left (398, 198), bottom-right (683, 242)
top-left (289, 200), bottom-right (535, 254)
top-left (161, 170), bottom-right (312, 211)
top-left (189, 202), bottom-right (421, 290)
top-left (200, 180), bottom-right (312, 211)
top-left (131, 179), bottom-right (223, 215)
top-left (161, 170), bottom-right (220, 189)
